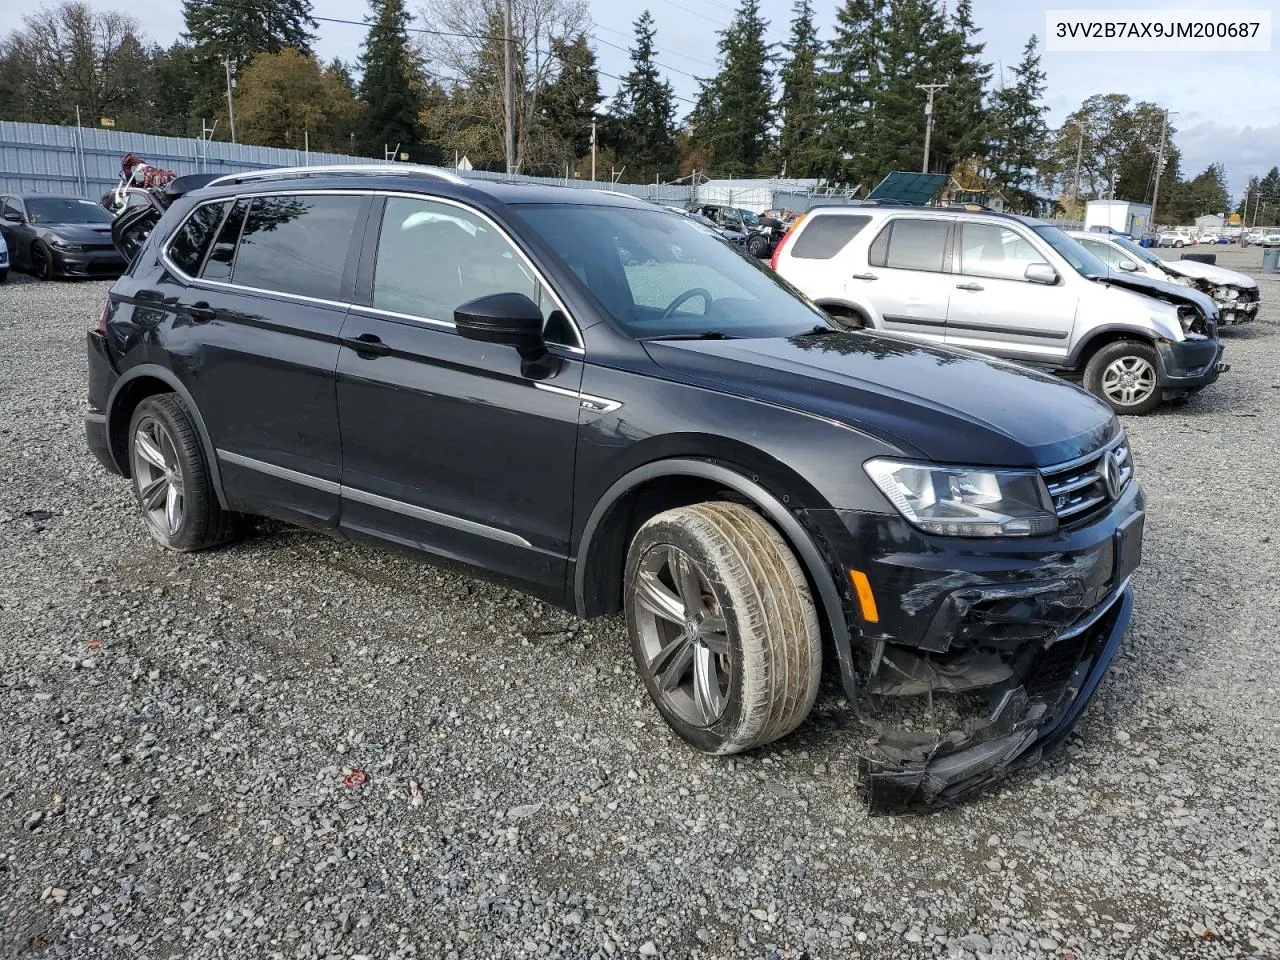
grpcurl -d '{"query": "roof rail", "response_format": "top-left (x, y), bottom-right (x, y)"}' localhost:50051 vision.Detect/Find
top-left (207, 163), bottom-right (467, 188)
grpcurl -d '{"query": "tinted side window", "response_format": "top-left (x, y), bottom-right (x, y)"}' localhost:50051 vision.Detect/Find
top-left (167, 201), bottom-right (228, 276)
top-left (202, 199), bottom-right (249, 281)
top-left (959, 223), bottom-right (1050, 281)
top-left (372, 196), bottom-right (573, 344)
top-left (791, 215), bottom-right (871, 259)
top-left (232, 195), bottom-right (362, 301)
top-left (881, 219), bottom-right (949, 272)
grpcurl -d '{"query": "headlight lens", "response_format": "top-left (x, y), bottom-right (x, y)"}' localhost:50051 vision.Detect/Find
top-left (1211, 286), bottom-right (1236, 301)
top-left (51, 239), bottom-right (84, 251)
top-left (864, 459), bottom-right (1058, 537)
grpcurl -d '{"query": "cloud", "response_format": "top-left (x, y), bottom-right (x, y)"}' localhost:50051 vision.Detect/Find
top-left (1175, 121), bottom-right (1280, 197)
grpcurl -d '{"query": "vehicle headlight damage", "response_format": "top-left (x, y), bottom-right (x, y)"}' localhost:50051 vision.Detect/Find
top-left (864, 459), bottom-right (1058, 537)
top-left (1211, 286), bottom-right (1237, 302)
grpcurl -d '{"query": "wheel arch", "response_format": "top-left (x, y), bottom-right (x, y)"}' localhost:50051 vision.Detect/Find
top-left (1068, 326), bottom-right (1159, 372)
top-left (106, 365), bottom-right (229, 509)
top-left (815, 298), bottom-right (875, 328)
top-left (573, 457), bottom-right (858, 698)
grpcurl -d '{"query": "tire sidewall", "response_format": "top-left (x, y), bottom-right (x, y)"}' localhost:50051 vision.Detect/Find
top-left (32, 241), bottom-right (53, 280)
top-left (127, 396), bottom-right (210, 550)
top-left (746, 234), bottom-right (770, 259)
top-left (624, 516), bottom-right (753, 754)
top-left (1085, 341), bottom-right (1163, 415)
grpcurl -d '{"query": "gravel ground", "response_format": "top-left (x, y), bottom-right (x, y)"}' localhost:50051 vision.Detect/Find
top-left (1, 260), bottom-right (1278, 960)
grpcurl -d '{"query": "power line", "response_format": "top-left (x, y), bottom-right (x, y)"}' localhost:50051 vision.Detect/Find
top-left (593, 23), bottom-right (718, 68)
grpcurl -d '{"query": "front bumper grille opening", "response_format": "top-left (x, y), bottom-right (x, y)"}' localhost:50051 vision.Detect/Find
top-left (1041, 437), bottom-right (1133, 524)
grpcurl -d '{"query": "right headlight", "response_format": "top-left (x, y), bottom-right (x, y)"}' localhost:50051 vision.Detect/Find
top-left (864, 459), bottom-right (1058, 537)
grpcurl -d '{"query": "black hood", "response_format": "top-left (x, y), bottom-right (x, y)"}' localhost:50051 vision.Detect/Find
top-left (645, 330), bottom-right (1118, 468)
top-left (38, 222), bottom-right (114, 245)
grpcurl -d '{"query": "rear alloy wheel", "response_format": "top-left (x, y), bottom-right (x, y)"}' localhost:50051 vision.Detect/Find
top-left (128, 394), bottom-right (240, 551)
top-left (625, 501), bottom-right (821, 755)
top-left (31, 241), bottom-right (53, 281)
top-left (1084, 341), bottom-right (1162, 415)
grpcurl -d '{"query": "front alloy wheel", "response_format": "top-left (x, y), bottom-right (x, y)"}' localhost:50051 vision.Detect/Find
top-left (1085, 340), bottom-right (1163, 415)
top-left (625, 501), bottom-right (821, 755)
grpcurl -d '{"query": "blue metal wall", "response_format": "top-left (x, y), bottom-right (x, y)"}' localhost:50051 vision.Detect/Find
top-left (0, 120), bottom-right (697, 202)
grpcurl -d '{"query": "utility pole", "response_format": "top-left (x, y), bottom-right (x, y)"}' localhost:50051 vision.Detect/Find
top-left (1072, 122), bottom-right (1084, 201)
top-left (224, 58), bottom-right (236, 143)
top-left (503, 0), bottom-right (516, 175)
top-left (1149, 108), bottom-right (1168, 227)
top-left (590, 117), bottom-right (597, 183)
top-left (916, 83), bottom-right (947, 174)
top-left (1108, 168), bottom-right (1115, 200)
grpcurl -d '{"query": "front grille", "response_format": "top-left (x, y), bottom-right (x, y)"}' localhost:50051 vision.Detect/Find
top-left (1239, 288), bottom-right (1260, 304)
top-left (1041, 436), bottom-right (1133, 523)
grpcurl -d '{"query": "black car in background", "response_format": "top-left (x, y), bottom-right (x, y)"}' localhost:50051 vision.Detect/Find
top-left (87, 165), bottom-right (1144, 808)
top-left (0, 194), bottom-right (126, 279)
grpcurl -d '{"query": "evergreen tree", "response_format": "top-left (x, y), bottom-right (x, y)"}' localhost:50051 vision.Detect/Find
top-left (607, 11), bottom-right (677, 182)
top-left (820, 0), bottom-right (887, 183)
top-left (327, 58), bottom-right (358, 98)
top-left (927, 0), bottom-right (991, 174)
top-left (358, 0), bottom-right (423, 158)
top-left (689, 0), bottom-right (774, 175)
top-left (987, 35), bottom-right (1047, 210)
top-left (777, 0), bottom-right (824, 178)
top-left (540, 34), bottom-right (601, 162)
top-left (870, 0), bottom-right (946, 177)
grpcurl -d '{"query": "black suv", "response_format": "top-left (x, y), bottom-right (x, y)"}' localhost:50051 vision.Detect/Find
top-left (86, 166), bottom-right (1145, 808)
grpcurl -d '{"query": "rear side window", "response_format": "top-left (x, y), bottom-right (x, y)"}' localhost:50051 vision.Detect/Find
top-left (869, 218), bottom-right (949, 272)
top-left (232, 195), bottom-right (363, 301)
top-left (167, 202), bottom-right (228, 276)
top-left (202, 199), bottom-right (249, 282)
top-left (790, 215), bottom-right (871, 259)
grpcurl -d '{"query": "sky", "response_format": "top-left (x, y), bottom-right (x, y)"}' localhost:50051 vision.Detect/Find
top-left (2, 0), bottom-right (1277, 198)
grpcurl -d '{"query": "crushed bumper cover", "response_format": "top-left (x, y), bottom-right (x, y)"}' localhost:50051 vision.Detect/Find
top-left (802, 480), bottom-right (1144, 811)
top-left (1155, 337), bottom-right (1227, 395)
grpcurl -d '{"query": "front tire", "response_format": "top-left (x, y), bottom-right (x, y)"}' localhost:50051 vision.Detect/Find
top-left (0, 268), bottom-right (7, 284)
top-left (746, 233), bottom-right (771, 259)
top-left (128, 394), bottom-right (240, 551)
top-left (31, 241), bottom-right (54, 280)
top-left (1084, 341), bottom-right (1162, 415)
top-left (625, 501), bottom-right (821, 755)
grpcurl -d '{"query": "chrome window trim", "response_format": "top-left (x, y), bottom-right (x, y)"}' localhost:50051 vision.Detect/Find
top-left (216, 450), bottom-right (532, 548)
top-left (161, 188), bottom-right (584, 351)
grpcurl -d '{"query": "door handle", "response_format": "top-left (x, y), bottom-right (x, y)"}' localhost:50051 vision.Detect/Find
top-left (850, 273), bottom-right (879, 281)
top-left (955, 282), bottom-right (984, 291)
top-left (183, 301), bottom-right (215, 322)
top-left (343, 333), bottom-right (392, 356)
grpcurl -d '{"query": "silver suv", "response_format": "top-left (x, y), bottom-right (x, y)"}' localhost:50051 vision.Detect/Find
top-left (772, 206), bottom-right (1227, 414)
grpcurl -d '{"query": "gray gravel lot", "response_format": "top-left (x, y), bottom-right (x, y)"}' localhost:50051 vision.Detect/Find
top-left (2, 255), bottom-right (1279, 960)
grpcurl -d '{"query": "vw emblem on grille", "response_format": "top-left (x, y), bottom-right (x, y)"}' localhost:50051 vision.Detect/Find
top-left (1100, 450), bottom-right (1122, 500)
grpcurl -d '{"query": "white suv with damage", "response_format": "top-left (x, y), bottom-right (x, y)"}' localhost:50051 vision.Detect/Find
top-left (771, 206), bottom-right (1227, 414)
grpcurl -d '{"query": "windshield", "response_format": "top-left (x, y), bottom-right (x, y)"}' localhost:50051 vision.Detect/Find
top-left (516, 204), bottom-right (829, 339)
top-left (1033, 225), bottom-right (1109, 278)
top-left (26, 198), bottom-right (114, 225)
top-left (1110, 235), bottom-right (1164, 267)
top-left (739, 210), bottom-right (761, 227)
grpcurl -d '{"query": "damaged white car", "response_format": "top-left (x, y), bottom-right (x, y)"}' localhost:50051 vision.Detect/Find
top-left (1072, 231), bottom-right (1261, 326)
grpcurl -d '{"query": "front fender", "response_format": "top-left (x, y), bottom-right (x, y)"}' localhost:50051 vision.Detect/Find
top-left (574, 458), bottom-right (860, 703)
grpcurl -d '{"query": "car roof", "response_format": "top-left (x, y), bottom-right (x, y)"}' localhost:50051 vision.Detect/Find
top-left (186, 168), bottom-right (654, 210)
top-left (801, 203), bottom-right (1046, 227)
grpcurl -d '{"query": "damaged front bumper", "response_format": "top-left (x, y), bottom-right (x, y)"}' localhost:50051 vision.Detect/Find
top-left (804, 479), bottom-right (1144, 811)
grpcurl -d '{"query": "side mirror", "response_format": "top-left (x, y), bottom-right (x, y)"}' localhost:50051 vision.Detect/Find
top-left (1117, 258), bottom-right (1140, 272)
top-left (1024, 262), bottom-right (1058, 285)
top-left (455, 292), bottom-right (559, 378)
top-left (2, 210), bottom-right (22, 223)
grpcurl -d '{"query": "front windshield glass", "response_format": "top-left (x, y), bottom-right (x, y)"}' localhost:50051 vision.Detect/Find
top-left (740, 210), bottom-right (761, 227)
top-left (1110, 235), bottom-right (1164, 266)
top-left (26, 198), bottom-right (114, 225)
top-left (1033, 225), bottom-right (1109, 278)
top-left (516, 204), bottom-right (829, 339)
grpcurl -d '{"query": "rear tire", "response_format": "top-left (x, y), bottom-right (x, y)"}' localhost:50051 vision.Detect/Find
top-left (1084, 340), bottom-right (1162, 415)
top-left (624, 501), bottom-right (821, 755)
top-left (127, 394), bottom-right (240, 551)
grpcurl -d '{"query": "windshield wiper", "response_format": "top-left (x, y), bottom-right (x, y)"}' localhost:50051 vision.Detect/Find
top-left (644, 330), bottom-right (738, 341)
top-left (796, 325), bottom-right (840, 338)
